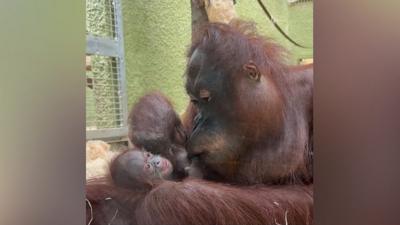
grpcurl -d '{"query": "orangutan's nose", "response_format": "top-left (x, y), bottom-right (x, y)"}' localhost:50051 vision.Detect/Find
top-left (199, 89), bottom-right (211, 102)
top-left (191, 113), bottom-right (203, 133)
top-left (186, 111), bottom-right (208, 161)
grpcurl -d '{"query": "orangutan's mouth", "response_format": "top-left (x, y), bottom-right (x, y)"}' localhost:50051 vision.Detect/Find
top-left (161, 160), bottom-right (171, 173)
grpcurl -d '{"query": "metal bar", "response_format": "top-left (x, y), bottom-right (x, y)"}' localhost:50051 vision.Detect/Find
top-left (114, 0), bottom-right (128, 128)
top-left (86, 35), bottom-right (119, 56)
top-left (86, 127), bottom-right (128, 140)
top-left (86, 107), bottom-right (123, 111)
top-left (86, 114), bottom-right (123, 117)
top-left (86, 0), bottom-right (128, 140)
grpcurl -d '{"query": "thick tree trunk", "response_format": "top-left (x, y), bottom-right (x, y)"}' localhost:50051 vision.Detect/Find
top-left (191, 0), bottom-right (209, 41)
top-left (204, 0), bottom-right (237, 23)
top-left (191, 0), bottom-right (237, 41)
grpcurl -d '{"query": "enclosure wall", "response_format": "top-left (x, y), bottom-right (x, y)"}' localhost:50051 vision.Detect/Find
top-left (121, 0), bottom-right (313, 112)
top-left (122, 0), bottom-right (191, 113)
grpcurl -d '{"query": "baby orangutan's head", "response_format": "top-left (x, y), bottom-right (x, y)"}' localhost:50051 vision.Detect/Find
top-left (110, 149), bottom-right (173, 190)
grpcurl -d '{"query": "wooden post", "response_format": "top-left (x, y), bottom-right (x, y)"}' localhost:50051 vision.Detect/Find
top-left (191, 0), bottom-right (209, 41)
top-left (191, 0), bottom-right (237, 40)
top-left (204, 0), bottom-right (237, 24)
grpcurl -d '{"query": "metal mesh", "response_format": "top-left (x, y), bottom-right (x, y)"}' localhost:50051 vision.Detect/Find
top-left (86, 55), bottom-right (124, 130)
top-left (86, 0), bottom-right (117, 39)
top-left (86, 0), bottom-right (127, 139)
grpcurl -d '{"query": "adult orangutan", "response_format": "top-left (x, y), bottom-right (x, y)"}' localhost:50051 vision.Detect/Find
top-left (182, 21), bottom-right (313, 185)
top-left (86, 20), bottom-right (313, 225)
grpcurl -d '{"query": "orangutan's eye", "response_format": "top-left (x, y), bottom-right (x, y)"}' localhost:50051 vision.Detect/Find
top-left (190, 95), bottom-right (199, 105)
top-left (191, 99), bottom-right (198, 106)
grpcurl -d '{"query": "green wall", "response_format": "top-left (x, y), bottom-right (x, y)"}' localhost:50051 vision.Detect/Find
top-left (121, 0), bottom-right (312, 113)
top-left (121, 0), bottom-right (191, 113)
top-left (235, 0), bottom-right (313, 63)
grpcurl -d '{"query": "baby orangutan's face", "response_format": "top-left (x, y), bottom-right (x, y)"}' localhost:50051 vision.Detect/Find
top-left (123, 150), bottom-right (173, 180)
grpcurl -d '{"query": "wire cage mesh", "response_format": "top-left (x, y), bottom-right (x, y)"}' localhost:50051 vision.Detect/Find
top-left (86, 0), bottom-right (127, 139)
top-left (86, 0), bottom-right (117, 39)
top-left (86, 55), bottom-right (124, 130)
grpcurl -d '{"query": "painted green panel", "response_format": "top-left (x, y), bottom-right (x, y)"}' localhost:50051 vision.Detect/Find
top-left (121, 0), bottom-right (191, 113)
top-left (235, 0), bottom-right (290, 45)
top-left (121, 0), bottom-right (312, 114)
top-left (287, 1), bottom-right (313, 60)
top-left (235, 0), bottom-right (313, 63)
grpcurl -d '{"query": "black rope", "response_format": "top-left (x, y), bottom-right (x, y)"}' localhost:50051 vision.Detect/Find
top-left (256, 0), bottom-right (311, 49)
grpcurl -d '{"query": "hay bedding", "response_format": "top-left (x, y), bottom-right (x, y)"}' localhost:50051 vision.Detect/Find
top-left (86, 140), bottom-right (119, 179)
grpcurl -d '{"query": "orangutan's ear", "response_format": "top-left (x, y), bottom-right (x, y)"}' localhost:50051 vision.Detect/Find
top-left (243, 61), bottom-right (261, 81)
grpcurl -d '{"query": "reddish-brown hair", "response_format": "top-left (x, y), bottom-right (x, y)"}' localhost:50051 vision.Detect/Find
top-left (87, 20), bottom-right (313, 225)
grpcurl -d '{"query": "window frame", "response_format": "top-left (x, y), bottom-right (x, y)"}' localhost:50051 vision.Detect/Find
top-left (86, 0), bottom-right (128, 140)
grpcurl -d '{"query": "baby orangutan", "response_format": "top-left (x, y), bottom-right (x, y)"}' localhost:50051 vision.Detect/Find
top-left (128, 92), bottom-right (203, 179)
top-left (110, 148), bottom-right (177, 190)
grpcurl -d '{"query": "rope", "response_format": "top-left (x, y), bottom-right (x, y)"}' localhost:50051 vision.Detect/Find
top-left (257, 0), bottom-right (312, 49)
